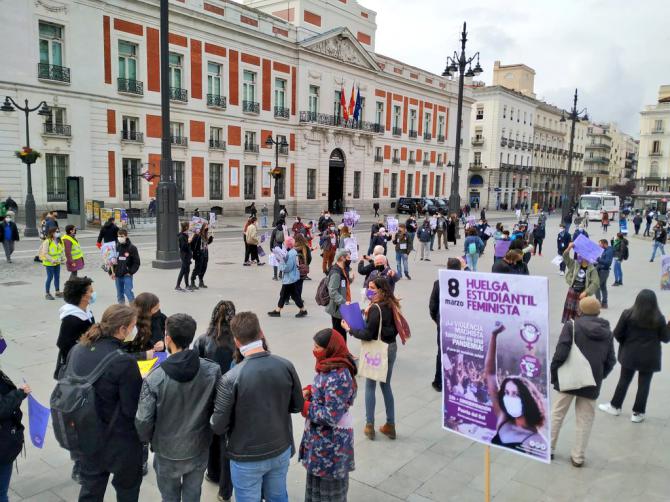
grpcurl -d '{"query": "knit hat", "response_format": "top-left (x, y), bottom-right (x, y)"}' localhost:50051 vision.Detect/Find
top-left (334, 248), bottom-right (350, 262)
top-left (579, 296), bottom-right (601, 316)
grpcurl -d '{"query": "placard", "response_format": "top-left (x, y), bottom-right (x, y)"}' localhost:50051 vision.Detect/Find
top-left (386, 217), bottom-right (399, 234)
top-left (661, 255), bottom-right (670, 291)
top-left (573, 234), bottom-right (603, 263)
top-left (343, 236), bottom-right (359, 262)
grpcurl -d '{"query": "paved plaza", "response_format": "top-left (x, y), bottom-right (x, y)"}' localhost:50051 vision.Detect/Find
top-left (1, 213), bottom-right (669, 502)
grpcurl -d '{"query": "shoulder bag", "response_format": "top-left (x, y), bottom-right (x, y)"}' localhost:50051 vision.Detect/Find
top-left (358, 304), bottom-right (389, 383)
top-left (557, 320), bottom-right (596, 391)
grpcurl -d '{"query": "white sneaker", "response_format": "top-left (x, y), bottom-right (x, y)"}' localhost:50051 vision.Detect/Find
top-left (631, 413), bottom-right (645, 423)
top-left (559, 271), bottom-right (565, 276)
top-left (598, 403), bottom-right (621, 416)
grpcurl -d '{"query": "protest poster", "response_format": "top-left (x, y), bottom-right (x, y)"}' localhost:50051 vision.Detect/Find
top-left (386, 217), bottom-right (399, 234)
top-left (100, 241), bottom-right (118, 273)
top-left (343, 236), bottom-right (359, 261)
top-left (339, 303), bottom-right (366, 330)
top-left (209, 212), bottom-right (217, 228)
top-left (661, 256), bottom-right (670, 291)
top-left (484, 226), bottom-right (495, 237)
top-left (619, 219), bottom-right (628, 234)
top-left (493, 239), bottom-right (511, 257)
top-left (439, 269), bottom-right (550, 463)
top-left (573, 234), bottom-right (603, 263)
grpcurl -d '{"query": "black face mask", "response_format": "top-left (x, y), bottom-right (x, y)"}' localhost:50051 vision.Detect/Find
top-left (344, 259), bottom-right (351, 268)
top-left (375, 265), bottom-right (385, 272)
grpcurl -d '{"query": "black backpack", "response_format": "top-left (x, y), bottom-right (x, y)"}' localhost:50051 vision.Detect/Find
top-left (50, 348), bottom-right (124, 456)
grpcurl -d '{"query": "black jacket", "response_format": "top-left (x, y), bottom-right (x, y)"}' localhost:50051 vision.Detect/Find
top-left (357, 258), bottom-right (375, 278)
top-left (653, 227), bottom-right (667, 244)
top-left (613, 309), bottom-right (670, 373)
top-left (429, 280), bottom-right (439, 325)
top-left (55, 311), bottom-right (95, 379)
top-left (492, 260), bottom-right (515, 274)
top-left (68, 337), bottom-right (142, 438)
top-left (194, 334), bottom-right (234, 376)
top-left (0, 371), bottom-right (26, 464)
top-left (551, 315), bottom-right (616, 399)
top-left (191, 234), bottom-right (213, 260)
top-left (211, 352), bottom-right (303, 461)
top-left (557, 230), bottom-right (571, 254)
top-left (114, 239), bottom-right (140, 277)
top-left (0, 221), bottom-right (19, 242)
top-left (97, 222), bottom-right (119, 244)
top-left (178, 232), bottom-right (192, 261)
top-left (350, 302), bottom-right (398, 345)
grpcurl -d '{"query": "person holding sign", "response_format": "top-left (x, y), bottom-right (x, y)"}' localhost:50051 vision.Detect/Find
top-left (485, 324), bottom-right (548, 456)
top-left (561, 242), bottom-right (599, 323)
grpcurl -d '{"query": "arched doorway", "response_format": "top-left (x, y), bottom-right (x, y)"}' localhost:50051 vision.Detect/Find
top-left (328, 149), bottom-right (345, 213)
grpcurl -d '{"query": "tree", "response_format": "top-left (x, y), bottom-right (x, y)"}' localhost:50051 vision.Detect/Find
top-left (609, 180), bottom-right (636, 199)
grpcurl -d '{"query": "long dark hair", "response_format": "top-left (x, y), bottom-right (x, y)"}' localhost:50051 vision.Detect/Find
top-left (629, 289), bottom-right (663, 329)
top-left (207, 300), bottom-right (236, 349)
top-left (371, 277), bottom-right (400, 310)
top-left (132, 292), bottom-right (160, 350)
top-left (498, 376), bottom-right (546, 429)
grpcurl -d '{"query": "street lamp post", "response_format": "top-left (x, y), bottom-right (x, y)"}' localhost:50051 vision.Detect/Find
top-left (265, 134), bottom-right (288, 225)
top-left (2, 96), bottom-right (51, 237)
top-left (560, 89), bottom-right (588, 220)
top-left (442, 22), bottom-right (483, 214)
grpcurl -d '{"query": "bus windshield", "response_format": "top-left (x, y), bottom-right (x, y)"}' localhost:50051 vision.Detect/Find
top-left (579, 197), bottom-right (601, 211)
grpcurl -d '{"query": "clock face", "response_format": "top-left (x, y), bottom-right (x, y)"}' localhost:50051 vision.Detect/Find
top-left (505, 72), bottom-right (514, 81)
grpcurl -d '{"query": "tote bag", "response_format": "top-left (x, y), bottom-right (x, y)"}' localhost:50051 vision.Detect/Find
top-left (558, 320), bottom-right (596, 391)
top-left (358, 304), bottom-right (389, 383)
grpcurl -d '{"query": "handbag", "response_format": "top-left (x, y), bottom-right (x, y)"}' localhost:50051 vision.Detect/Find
top-left (358, 304), bottom-right (389, 383)
top-left (557, 320), bottom-right (596, 391)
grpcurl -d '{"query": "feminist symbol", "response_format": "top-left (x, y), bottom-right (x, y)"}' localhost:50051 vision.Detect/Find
top-left (519, 322), bottom-right (541, 350)
top-left (364, 352), bottom-right (382, 367)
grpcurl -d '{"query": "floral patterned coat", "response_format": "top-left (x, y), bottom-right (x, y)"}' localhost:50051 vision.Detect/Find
top-left (299, 368), bottom-right (356, 479)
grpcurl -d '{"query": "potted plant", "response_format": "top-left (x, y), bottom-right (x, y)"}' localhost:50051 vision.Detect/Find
top-left (14, 146), bottom-right (41, 164)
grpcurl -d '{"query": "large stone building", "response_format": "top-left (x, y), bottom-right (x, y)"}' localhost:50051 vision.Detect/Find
top-left (0, 0), bottom-right (470, 215)
top-left (583, 122), bottom-right (638, 193)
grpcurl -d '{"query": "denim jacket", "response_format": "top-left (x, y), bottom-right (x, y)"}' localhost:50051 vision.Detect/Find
top-left (280, 248), bottom-right (300, 284)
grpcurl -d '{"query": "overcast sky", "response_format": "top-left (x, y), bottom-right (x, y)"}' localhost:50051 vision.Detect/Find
top-left (360, 0), bottom-right (670, 138)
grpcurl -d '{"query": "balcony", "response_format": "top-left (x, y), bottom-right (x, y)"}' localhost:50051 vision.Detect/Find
top-left (588, 142), bottom-right (610, 150)
top-left (298, 111), bottom-right (385, 134)
top-left (437, 135), bottom-right (445, 143)
top-left (423, 132), bottom-right (432, 141)
top-left (243, 100), bottom-right (260, 114)
top-left (541, 145), bottom-right (546, 152)
top-left (374, 154), bottom-right (383, 163)
top-left (586, 156), bottom-right (609, 164)
top-left (423, 159), bottom-right (430, 167)
top-left (522, 141), bottom-right (528, 150)
top-left (514, 140), bottom-right (521, 149)
top-left (652, 128), bottom-right (664, 134)
top-left (274, 106), bottom-right (290, 119)
top-left (43, 123), bottom-right (71, 137)
top-left (169, 87), bottom-right (188, 102)
top-left (437, 160), bottom-right (444, 167)
top-left (121, 130), bottom-right (143, 142)
top-left (207, 94), bottom-right (226, 109)
top-left (279, 144), bottom-right (289, 155)
top-left (408, 158), bottom-right (416, 166)
top-left (535, 143), bottom-right (540, 151)
top-left (469, 162), bottom-right (483, 170)
top-left (170, 135), bottom-right (188, 147)
top-left (650, 151), bottom-right (662, 157)
top-left (209, 139), bottom-right (226, 150)
top-left (117, 78), bottom-right (143, 95)
top-left (392, 156), bottom-right (400, 164)
top-left (471, 137), bottom-right (484, 146)
top-left (392, 126), bottom-right (403, 136)
top-left (409, 129), bottom-right (418, 139)
top-left (244, 142), bottom-right (259, 153)
top-left (37, 63), bottom-right (70, 83)
top-left (500, 138), bottom-right (507, 147)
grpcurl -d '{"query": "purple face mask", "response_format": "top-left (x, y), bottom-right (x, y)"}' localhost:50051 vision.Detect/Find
top-left (366, 289), bottom-right (376, 300)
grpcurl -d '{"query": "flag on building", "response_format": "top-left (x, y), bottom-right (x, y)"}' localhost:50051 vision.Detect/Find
top-left (340, 85), bottom-right (349, 121)
top-left (348, 84), bottom-right (356, 118)
top-left (353, 87), bottom-right (362, 121)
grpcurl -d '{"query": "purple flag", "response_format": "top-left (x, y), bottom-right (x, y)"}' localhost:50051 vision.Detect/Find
top-left (155, 351), bottom-right (168, 365)
top-left (28, 394), bottom-right (50, 449)
top-left (340, 302), bottom-right (366, 330)
top-left (494, 239), bottom-right (511, 257)
top-left (0, 337), bottom-right (7, 354)
top-left (573, 234), bottom-right (603, 264)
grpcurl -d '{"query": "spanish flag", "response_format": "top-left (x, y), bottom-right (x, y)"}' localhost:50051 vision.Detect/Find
top-left (348, 84), bottom-right (356, 118)
top-left (340, 85), bottom-right (349, 121)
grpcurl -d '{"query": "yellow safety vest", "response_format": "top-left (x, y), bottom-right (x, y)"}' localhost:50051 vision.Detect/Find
top-left (61, 234), bottom-right (84, 260)
top-left (43, 239), bottom-right (64, 267)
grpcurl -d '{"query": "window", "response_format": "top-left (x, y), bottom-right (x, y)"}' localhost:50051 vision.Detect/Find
top-left (169, 53), bottom-right (183, 88)
top-left (421, 174), bottom-right (428, 197)
top-left (353, 171), bottom-right (361, 199)
top-left (438, 116), bottom-right (445, 137)
top-left (654, 119), bottom-right (663, 132)
top-left (424, 113), bottom-right (431, 134)
top-left (409, 151), bottom-right (415, 164)
top-left (390, 173), bottom-right (398, 198)
top-left (435, 175), bottom-right (441, 197)
top-left (244, 165), bottom-right (256, 199)
top-left (373, 172), bottom-right (381, 198)
top-left (650, 161), bottom-right (659, 178)
top-left (523, 111), bottom-right (527, 124)
top-left (276, 168), bottom-right (286, 199)
top-left (243, 71), bottom-right (256, 102)
top-left (208, 62), bottom-right (222, 96)
top-left (503, 105), bottom-right (507, 119)
top-left (170, 122), bottom-right (184, 140)
top-left (358, 97), bottom-right (366, 122)
top-left (652, 140), bottom-right (661, 154)
top-left (476, 106), bottom-right (483, 120)
top-left (375, 102), bottom-right (384, 125)
top-left (474, 151), bottom-right (482, 164)
top-left (334, 90), bottom-right (342, 119)
top-left (45, 106), bottom-right (66, 132)
top-left (309, 85), bottom-right (319, 115)
top-left (392, 148), bottom-right (399, 163)
top-left (244, 131), bottom-right (257, 150)
top-left (510, 107), bottom-right (514, 121)
top-left (173, 161), bottom-right (185, 200)
top-left (121, 116), bottom-right (140, 141)
top-left (210, 163), bottom-right (223, 199)
top-left (406, 173), bottom-right (414, 196)
top-left (39, 21), bottom-right (63, 66)
top-left (274, 78), bottom-right (286, 109)
top-left (409, 109), bottom-right (417, 131)
top-left (375, 146), bottom-right (382, 161)
top-left (210, 126), bottom-right (224, 148)
top-left (118, 41), bottom-right (138, 80)
top-left (122, 158), bottom-right (141, 201)
top-left (393, 105), bottom-right (401, 129)
top-left (307, 169), bottom-right (317, 199)
top-left (45, 153), bottom-right (68, 201)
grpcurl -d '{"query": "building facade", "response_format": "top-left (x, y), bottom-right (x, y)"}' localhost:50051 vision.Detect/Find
top-left (583, 122), bottom-right (638, 193)
top-left (0, 0), bottom-right (470, 215)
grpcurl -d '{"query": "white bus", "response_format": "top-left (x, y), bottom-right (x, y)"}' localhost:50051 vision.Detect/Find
top-left (577, 192), bottom-right (620, 221)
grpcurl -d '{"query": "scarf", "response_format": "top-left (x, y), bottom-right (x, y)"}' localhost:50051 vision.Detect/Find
top-left (315, 330), bottom-right (357, 385)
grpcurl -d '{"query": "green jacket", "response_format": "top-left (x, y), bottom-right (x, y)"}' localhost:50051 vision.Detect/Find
top-left (326, 266), bottom-right (349, 318)
top-left (562, 249), bottom-right (599, 296)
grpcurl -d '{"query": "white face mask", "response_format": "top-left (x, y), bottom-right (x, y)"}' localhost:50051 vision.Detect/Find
top-left (4, 217), bottom-right (10, 223)
top-left (503, 395), bottom-right (523, 418)
top-left (118, 237), bottom-right (127, 244)
top-left (125, 326), bottom-right (138, 342)
top-left (55, 232), bottom-right (61, 239)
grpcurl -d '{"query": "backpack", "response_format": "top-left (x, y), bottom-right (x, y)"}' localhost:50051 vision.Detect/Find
top-left (297, 252), bottom-right (309, 279)
top-left (468, 242), bottom-right (477, 255)
top-left (50, 348), bottom-right (124, 456)
top-left (315, 274), bottom-right (331, 306)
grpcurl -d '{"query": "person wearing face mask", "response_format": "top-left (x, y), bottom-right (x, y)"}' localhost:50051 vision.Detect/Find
top-left (417, 219), bottom-right (433, 261)
top-left (40, 226), bottom-right (64, 300)
top-left (326, 249), bottom-right (352, 340)
top-left (292, 216), bottom-right (306, 236)
top-left (65, 304), bottom-right (144, 501)
top-left (299, 329), bottom-right (357, 502)
top-left (392, 224), bottom-right (411, 280)
top-left (128, 292), bottom-right (166, 360)
top-left (485, 324), bottom-right (548, 458)
top-left (0, 211), bottom-right (19, 263)
top-left (268, 236), bottom-right (308, 318)
top-left (62, 224), bottom-right (85, 279)
top-left (111, 228), bottom-right (140, 304)
top-left (364, 255), bottom-right (399, 293)
top-left (320, 223), bottom-right (339, 275)
top-left (561, 242), bottom-right (599, 323)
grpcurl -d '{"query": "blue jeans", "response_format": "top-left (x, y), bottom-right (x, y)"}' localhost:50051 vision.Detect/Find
top-left (365, 342), bottom-right (397, 425)
top-left (115, 275), bottom-right (135, 304)
top-left (466, 253), bottom-right (479, 271)
top-left (230, 447), bottom-right (290, 502)
top-left (396, 253), bottom-right (409, 276)
top-left (261, 215), bottom-right (268, 228)
top-left (613, 258), bottom-right (623, 284)
top-left (45, 264), bottom-right (61, 293)
top-left (0, 463), bottom-right (12, 502)
top-left (651, 241), bottom-right (666, 261)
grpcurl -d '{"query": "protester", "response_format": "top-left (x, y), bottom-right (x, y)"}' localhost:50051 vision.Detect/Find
top-left (248, 202), bottom-right (257, 219)
top-left (3, 196), bottom-right (17, 215)
top-left (292, 217), bottom-right (306, 237)
top-left (405, 215), bottom-right (418, 249)
top-left (364, 255), bottom-right (400, 293)
top-left (572, 224), bottom-right (588, 244)
top-left (299, 329), bottom-right (356, 502)
top-left (260, 204), bottom-right (269, 228)
top-left (357, 245), bottom-right (385, 284)
top-left (318, 211), bottom-right (334, 233)
top-left (344, 277), bottom-right (401, 441)
top-left (599, 290), bottom-right (670, 423)
top-left (130, 292), bottom-right (166, 357)
top-left (136, 313), bottom-right (221, 502)
top-left (268, 236), bottom-right (308, 318)
top-left (211, 312), bottom-right (303, 502)
top-left (428, 214), bottom-right (438, 251)
top-left (338, 225), bottom-right (351, 249)
top-left (561, 242), bottom-right (599, 323)
top-left (244, 217), bottom-right (263, 266)
top-left (326, 249), bottom-right (352, 339)
top-left (476, 219), bottom-right (491, 251)
top-left (373, 201), bottom-right (380, 217)
top-left (550, 297), bottom-right (615, 467)
top-left (649, 221), bottom-right (667, 262)
top-left (148, 198), bottom-right (156, 217)
top-left (96, 217), bottom-right (119, 249)
top-left (194, 301), bottom-right (236, 502)
top-left (0, 368), bottom-right (30, 502)
top-left (0, 211), bottom-right (19, 263)
top-left (41, 226), bottom-right (64, 300)
top-left (369, 226), bottom-right (392, 256)
top-left (62, 224), bottom-right (85, 279)
top-left (65, 304), bottom-right (143, 501)
top-left (532, 223), bottom-right (545, 256)
top-left (436, 212), bottom-right (448, 250)
top-left (294, 233), bottom-right (312, 285)
top-left (492, 249), bottom-right (524, 274)
top-left (112, 228), bottom-right (140, 303)
top-left (392, 224), bottom-right (411, 280)
top-left (601, 211), bottom-right (609, 233)
top-left (556, 224), bottom-right (572, 276)
top-left (643, 210), bottom-right (653, 237)
top-left (611, 232), bottom-right (628, 286)
top-left (176, 221), bottom-right (193, 291)
top-left (270, 220), bottom-right (286, 280)
top-left (447, 214), bottom-right (458, 246)
top-left (463, 227), bottom-right (485, 272)
top-left (320, 222), bottom-right (339, 274)
top-left (191, 222), bottom-right (213, 289)
top-left (417, 219), bottom-right (432, 261)
top-left (632, 212), bottom-right (642, 235)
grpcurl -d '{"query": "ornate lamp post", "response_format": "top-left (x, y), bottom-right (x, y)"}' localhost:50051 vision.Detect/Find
top-left (442, 22), bottom-right (483, 214)
top-left (560, 89), bottom-right (588, 219)
top-left (265, 134), bottom-right (288, 225)
top-left (2, 96), bottom-right (50, 237)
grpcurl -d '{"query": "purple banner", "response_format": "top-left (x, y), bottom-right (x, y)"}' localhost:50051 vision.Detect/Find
top-left (494, 239), bottom-right (511, 257)
top-left (573, 234), bottom-right (603, 264)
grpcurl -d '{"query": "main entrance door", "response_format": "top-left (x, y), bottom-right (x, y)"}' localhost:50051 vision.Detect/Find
top-left (328, 149), bottom-right (345, 213)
